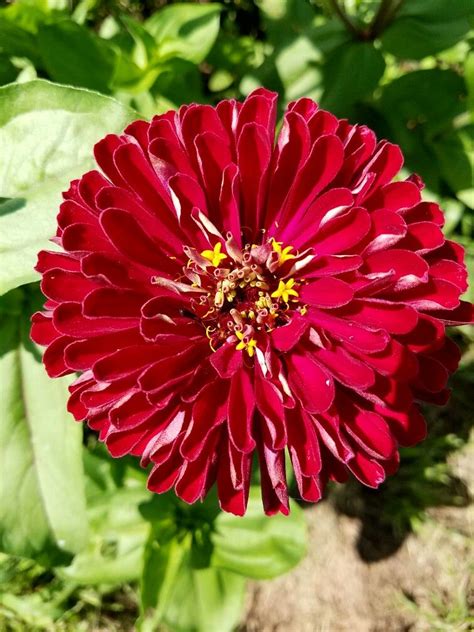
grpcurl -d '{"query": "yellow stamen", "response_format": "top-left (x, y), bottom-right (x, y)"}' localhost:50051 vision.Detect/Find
top-left (271, 238), bottom-right (296, 264)
top-left (235, 331), bottom-right (258, 357)
top-left (271, 278), bottom-right (299, 303)
top-left (205, 325), bottom-right (216, 339)
top-left (201, 242), bottom-right (227, 267)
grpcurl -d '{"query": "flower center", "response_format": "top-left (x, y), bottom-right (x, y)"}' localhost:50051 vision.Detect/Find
top-left (176, 238), bottom-right (306, 356)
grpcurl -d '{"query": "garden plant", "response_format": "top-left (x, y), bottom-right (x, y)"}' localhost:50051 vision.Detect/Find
top-left (0, 0), bottom-right (473, 630)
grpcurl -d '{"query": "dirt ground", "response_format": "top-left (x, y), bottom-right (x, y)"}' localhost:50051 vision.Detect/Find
top-left (243, 441), bottom-right (473, 632)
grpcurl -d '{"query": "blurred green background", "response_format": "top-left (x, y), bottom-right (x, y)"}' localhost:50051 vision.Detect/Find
top-left (0, 0), bottom-right (472, 630)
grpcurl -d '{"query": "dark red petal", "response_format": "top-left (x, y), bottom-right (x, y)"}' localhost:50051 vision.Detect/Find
top-left (347, 452), bottom-right (386, 488)
top-left (310, 207), bottom-right (371, 254)
top-left (210, 343), bottom-right (243, 379)
top-left (334, 299), bottom-right (418, 335)
top-left (217, 435), bottom-right (252, 516)
top-left (270, 313), bottom-right (309, 352)
top-left (41, 269), bottom-right (98, 303)
top-left (31, 312), bottom-right (58, 345)
top-left (228, 369), bottom-right (256, 453)
top-left (311, 344), bottom-right (375, 390)
top-left (309, 309), bottom-right (390, 353)
top-left (255, 369), bottom-right (286, 450)
top-left (181, 381), bottom-right (229, 460)
top-left (257, 442), bottom-right (289, 516)
top-left (376, 404), bottom-right (427, 447)
top-left (43, 336), bottom-right (74, 377)
top-left (237, 122), bottom-right (272, 236)
top-left (53, 302), bottom-right (137, 337)
top-left (286, 349), bottom-right (335, 414)
top-left (300, 277), bottom-right (354, 308)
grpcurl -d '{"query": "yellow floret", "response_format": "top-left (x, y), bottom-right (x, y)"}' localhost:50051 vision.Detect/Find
top-left (271, 238), bottom-right (296, 264)
top-left (235, 331), bottom-right (258, 357)
top-left (201, 242), bottom-right (227, 267)
top-left (271, 278), bottom-right (299, 303)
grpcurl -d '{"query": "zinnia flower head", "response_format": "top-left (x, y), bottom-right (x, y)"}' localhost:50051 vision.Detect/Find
top-left (31, 89), bottom-right (473, 515)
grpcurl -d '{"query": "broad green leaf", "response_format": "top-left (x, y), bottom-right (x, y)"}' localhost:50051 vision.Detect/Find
top-left (381, 0), bottom-right (472, 60)
top-left (378, 69), bottom-right (467, 191)
top-left (0, 288), bottom-right (88, 564)
top-left (37, 20), bottom-right (117, 92)
top-left (0, 79), bottom-right (137, 296)
top-left (162, 563), bottom-right (245, 632)
top-left (150, 59), bottom-right (207, 107)
top-left (0, 55), bottom-right (16, 87)
top-left (145, 3), bottom-right (221, 64)
top-left (120, 15), bottom-right (157, 69)
top-left (0, 16), bottom-right (41, 63)
top-left (321, 41), bottom-right (385, 115)
top-left (59, 487), bottom-right (150, 585)
top-left (140, 532), bottom-right (245, 632)
top-left (140, 530), bottom-right (188, 625)
top-left (211, 487), bottom-right (307, 579)
top-left (465, 51), bottom-right (474, 118)
top-left (380, 69), bottom-right (466, 127)
top-left (432, 126), bottom-right (474, 208)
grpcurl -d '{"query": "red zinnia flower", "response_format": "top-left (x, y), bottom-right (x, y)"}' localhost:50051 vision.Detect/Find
top-left (31, 89), bottom-right (473, 515)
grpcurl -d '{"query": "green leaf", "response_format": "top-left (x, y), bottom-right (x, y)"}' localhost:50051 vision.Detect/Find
top-left (256, 3), bottom-right (349, 103)
top-left (0, 16), bottom-right (41, 63)
top-left (140, 529), bottom-right (188, 624)
top-left (145, 3), bottom-right (222, 64)
top-left (59, 487), bottom-right (150, 585)
top-left (150, 59), bottom-right (206, 107)
top-left (162, 563), bottom-right (245, 632)
top-left (378, 69), bottom-right (466, 191)
top-left (140, 532), bottom-right (245, 632)
top-left (381, 70), bottom-right (466, 131)
top-left (0, 79), bottom-right (137, 296)
top-left (37, 20), bottom-right (117, 92)
top-left (321, 41), bottom-right (386, 116)
top-left (0, 288), bottom-right (88, 565)
top-left (211, 487), bottom-right (307, 579)
top-left (381, 0), bottom-right (472, 60)
top-left (120, 15), bottom-right (157, 69)
top-left (465, 51), bottom-right (474, 118)
top-left (0, 55), bottom-right (17, 87)
top-left (431, 126), bottom-right (474, 208)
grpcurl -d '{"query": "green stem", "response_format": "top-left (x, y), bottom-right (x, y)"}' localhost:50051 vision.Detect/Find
top-left (327, 0), bottom-right (361, 39)
top-left (370, 0), bottom-right (405, 38)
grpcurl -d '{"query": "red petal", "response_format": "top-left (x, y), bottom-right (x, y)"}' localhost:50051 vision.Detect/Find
top-left (210, 343), bottom-right (243, 378)
top-left (300, 277), bottom-right (354, 308)
top-left (228, 369), bottom-right (256, 453)
top-left (286, 349), bottom-right (335, 414)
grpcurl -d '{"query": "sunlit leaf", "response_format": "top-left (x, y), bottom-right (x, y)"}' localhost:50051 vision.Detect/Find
top-left (0, 287), bottom-right (88, 565)
top-left (212, 487), bottom-right (307, 579)
top-left (59, 487), bottom-right (150, 584)
top-left (145, 3), bottom-right (221, 64)
top-left (0, 79), bottom-right (137, 295)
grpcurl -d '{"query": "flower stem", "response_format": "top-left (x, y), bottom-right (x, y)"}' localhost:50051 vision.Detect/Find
top-left (327, 0), bottom-right (362, 39)
top-left (370, 0), bottom-right (405, 38)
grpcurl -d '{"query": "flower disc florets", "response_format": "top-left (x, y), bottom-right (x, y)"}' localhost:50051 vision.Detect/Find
top-left (167, 238), bottom-right (306, 358)
top-left (31, 88), bottom-right (473, 515)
